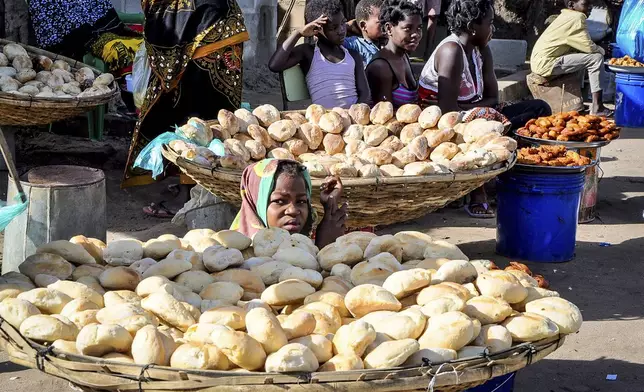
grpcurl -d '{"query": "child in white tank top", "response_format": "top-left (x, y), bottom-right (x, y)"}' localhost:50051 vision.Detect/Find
top-left (268, 0), bottom-right (370, 109)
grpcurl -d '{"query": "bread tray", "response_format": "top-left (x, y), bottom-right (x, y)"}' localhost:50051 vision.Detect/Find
top-left (513, 132), bottom-right (613, 148)
top-left (605, 63), bottom-right (644, 74)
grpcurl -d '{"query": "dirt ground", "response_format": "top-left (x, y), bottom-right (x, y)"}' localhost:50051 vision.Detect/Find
top-left (0, 104), bottom-right (643, 390)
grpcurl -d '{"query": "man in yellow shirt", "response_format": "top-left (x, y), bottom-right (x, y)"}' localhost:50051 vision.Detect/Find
top-left (531, 0), bottom-right (610, 116)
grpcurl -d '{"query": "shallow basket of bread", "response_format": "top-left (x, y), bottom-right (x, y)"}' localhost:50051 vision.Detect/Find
top-left (162, 103), bottom-right (516, 228)
top-left (0, 229), bottom-right (574, 391)
top-left (0, 39), bottom-right (118, 126)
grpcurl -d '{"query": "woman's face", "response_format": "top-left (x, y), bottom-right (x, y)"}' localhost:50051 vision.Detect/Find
top-left (322, 12), bottom-right (348, 45)
top-left (266, 174), bottom-right (309, 234)
top-left (470, 6), bottom-right (495, 47)
top-left (387, 14), bottom-right (423, 52)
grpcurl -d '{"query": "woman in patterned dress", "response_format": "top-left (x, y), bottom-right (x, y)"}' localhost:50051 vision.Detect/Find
top-left (28, 0), bottom-right (142, 76)
top-left (122, 0), bottom-right (249, 217)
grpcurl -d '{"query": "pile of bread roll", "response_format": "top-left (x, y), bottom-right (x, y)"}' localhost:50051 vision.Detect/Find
top-left (0, 229), bottom-right (580, 373)
top-left (169, 102), bottom-right (518, 177)
top-left (0, 43), bottom-right (114, 98)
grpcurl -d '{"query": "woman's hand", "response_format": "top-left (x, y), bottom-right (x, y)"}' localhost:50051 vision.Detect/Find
top-left (299, 15), bottom-right (328, 38)
top-left (319, 176), bottom-right (343, 209)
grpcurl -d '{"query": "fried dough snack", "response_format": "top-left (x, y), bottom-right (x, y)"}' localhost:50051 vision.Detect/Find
top-left (516, 111), bottom-right (620, 142)
top-left (517, 145), bottom-right (591, 167)
top-left (609, 55), bottom-right (644, 67)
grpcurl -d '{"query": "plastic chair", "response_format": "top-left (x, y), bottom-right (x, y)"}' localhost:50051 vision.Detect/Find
top-left (279, 65), bottom-right (311, 110)
top-left (82, 12), bottom-right (144, 140)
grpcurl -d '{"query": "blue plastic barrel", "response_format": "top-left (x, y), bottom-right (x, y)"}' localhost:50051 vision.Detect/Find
top-left (615, 72), bottom-right (644, 127)
top-left (496, 169), bottom-right (585, 262)
top-left (465, 372), bottom-right (515, 392)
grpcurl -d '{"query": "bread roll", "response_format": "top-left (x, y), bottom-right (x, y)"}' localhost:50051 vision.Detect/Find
top-left (267, 119), bottom-right (297, 142)
top-left (363, 235), bottom-right (403, 261)
top-left (282, 111), bottom-right (307, 125)
top-left (400, 123), bottom-right (424, 144)
top-left (0, 298), bottom-right (40, 329)
top-left (288, 334), bottom-right (333, 363)
top-left (434, 260), bottom-right (478, 284)
top-left (67, 236), bottom-right (105, 265)
top-left (502, 312), bottom-right (560, 342)
top-left (464, 296), bottom-right (513, 325)
top-left (360, 147), bottom-right (392, 165)
top-left (99, 267), bottom-right (141, 291)
top-left (382, 269), bottom-right (432, 299)
top-left (328, 162), bottom-right (357, 177)
top-left (212, 330), bottom-right (267, 370)
top-left (233, 108), bottom-right (259, 133)
top-left (370, 101), bottom-right (394, 125)
top-left (363, 339), bottom-right (419, 369)
top-left (319, 112), bottom-right (344, 134)
top-left (318, 353), bottom-right (364, 372)
top-left (295, 123), bottom-right (322, 150)
top-left (332, 320), bottom-right (376, 356)
top-left (364, 125), bottom-right (388, 146)
top-left (379, 164), bottom-right (404, 176)
top-left (218, 109), bottom-right (240, 135)
top-left (245, 307), bottom-right (288, 354)
top-left (476, 270), bottom-right (528, 304)
top-left (419, 293), bottom-right (466, 318)
top-left (253, 104), bottom-right (280, 127)
top-left (418, 311), bottom-right (474, 350)
top-left (417, 281), bottom-right (472, 304)
top-left (280, 311), bottom-right (316, 339)
top-left (273, 246), bottom-right (319, 270)
top-left (200, 281), bottom-right (244, 304)
top-left (72, 264), bottom-right (105, 281)
top-left (525, 297), bottom-right (582, 334)
top-left (430, 142), bottom-right (460, 163)
top-left (242, 139), bottom-right (265, 160)
top-left (344, 284), bottom-right (401, 318)
top-left (75, 323), bottom-right (132, 356)
top-left (96, 303), bottom-right (158, 335)
top-left (103, 239), bottom-right (144, 267)
top-left (306, 104), bottom-right (326, 124)
top-left (391, 147), bottom-right (416, 168)
top-left (317, 242), bottom-right (363, 271)
top-left (344, 139), bottom-right (367, 157)
top-left (408, 135), bottom-right (429, 160)
top-left (349, 103), bottom-right (371, 125)
top-left (202, 246), bottom-right (244, 273)
top-left (19, 253), bottom-right (73, 281)
top-left (423, 240), bottom-right (469, 260)
top-left (437, 111), bottom-right (462, 130)
top-left (17, 288), bottom-right (72, 314)
top-left (395, 104), bottom-right (422, 123)
top-left (424, 128), bottom-right (456, 147)
top-left (171, 343), bottom-right (231, 370)
top-left (212, 269), bottom-right (265, 297)
top-left (323, 133), bottom-right (345, 155)
top-left (247, 124), bottom-right (273, 149)
top-left (418, 106), bottom-right (442, 128)
top-left (48, 280), bottom-right (104, 307)
top-left (36, 240), bottom-right (96, 265)
top-left (356, 163), bottom-right (379, 177)
top-left (370, 312), bottom-right (424, 340)
top-left (279, 266), bottom-right (323, 288)
top-left (343, 124), bottom-right (364, 142)
top-left (506, 269), bottom-right (539, 288)
top-left (20, 314), bottom-right (78, 342)
top-left (391, 231), bottom-right (432, 261)
top-left (130, 324), bottom-right (169, 365)
top-left (199, 306), bottom-right (246, 330)
top-left (33, 274), bottom-right (59, 288)
top-left (473, 324), bottom-right (512, 353)
top-left (513, 287), bottom-right (560, 312)
top-left (282, 138), bottom-right (308, 156)
top-left (380, 135), bottom-right (404, 153)
top-left (266, 147), bottom-right (296, 161)
top-left (261, 279), bottom-right (315, 306)
top-left (141, 292), bottom-right (196, 332)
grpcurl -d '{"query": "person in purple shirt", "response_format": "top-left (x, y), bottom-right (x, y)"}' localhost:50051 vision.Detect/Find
top-left (343, 0), bottom-right (384, 66)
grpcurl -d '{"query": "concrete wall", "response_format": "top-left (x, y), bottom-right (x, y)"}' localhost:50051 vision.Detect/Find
top-left (111, 0), bottom-right (278, 66)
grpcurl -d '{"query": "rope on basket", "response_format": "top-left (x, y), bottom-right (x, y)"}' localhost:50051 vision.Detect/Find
top-left (138, 364), bottom-right (153, 392)
top-left (525, 344), bottom-right (538, 366)
top-left (424, 363), bottom-right (459, 392)
top-left (35, 345), bottom-right (55, 371)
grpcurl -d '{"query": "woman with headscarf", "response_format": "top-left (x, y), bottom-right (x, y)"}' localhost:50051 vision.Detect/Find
top-left (122, 0), bottom-right (249, 218)
top-left (28, 0), bottom-right (142, 76)
top-left (231, 159), bottom-right (347, 249)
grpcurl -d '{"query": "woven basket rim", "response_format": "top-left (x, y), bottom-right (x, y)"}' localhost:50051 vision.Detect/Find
top-left (0, 39), bottom-right (119, 109)
top-left (0, 318), bottom-right (564, 389)
top-left (162, 145), bottom-right (517, 186)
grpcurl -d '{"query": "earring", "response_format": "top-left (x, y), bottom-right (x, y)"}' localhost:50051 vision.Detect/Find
top-left (472, 31), bottom-right (476, 36)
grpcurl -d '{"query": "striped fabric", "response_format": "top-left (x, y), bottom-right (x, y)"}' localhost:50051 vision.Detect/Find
top-left (392, 84), bottom-right (419, 108)
top-left (306, 46), bottom-right (359, 109)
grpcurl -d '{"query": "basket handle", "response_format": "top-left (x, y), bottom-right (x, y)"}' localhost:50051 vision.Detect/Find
top-left (0, 128), bottom-right (26, 203)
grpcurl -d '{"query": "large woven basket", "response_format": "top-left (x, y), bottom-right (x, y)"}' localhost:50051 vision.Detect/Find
top-left (0, 39), bottom-right (119, 126)
top-left (0, 317), bottom-right (564, 392)
top-left (162, 146), bottom-right (516, 228)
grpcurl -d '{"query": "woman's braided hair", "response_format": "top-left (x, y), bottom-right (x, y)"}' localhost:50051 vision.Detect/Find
top-left (379, 0), bottom-right (423, 34)
top-left (445, 0), bottom-right (494, 35)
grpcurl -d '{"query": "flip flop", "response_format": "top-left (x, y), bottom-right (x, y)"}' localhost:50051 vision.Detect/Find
top-left (465, 202), bottom-right (495, 219)
top-left (590, 109), bottom-right (614, 117)
top-left (142, 202), bottom-right (175, 219)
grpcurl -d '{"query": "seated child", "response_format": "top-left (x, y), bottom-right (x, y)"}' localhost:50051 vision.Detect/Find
top-left (531, 0), bottom-right (611, 116)
top-left (343, 0), bottom-right (384, 66)
top-left (268, 0), bottom-right (370, 109)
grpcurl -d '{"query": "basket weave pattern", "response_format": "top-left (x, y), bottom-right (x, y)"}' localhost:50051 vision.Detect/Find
top-left (162, 146), bottom-right (516, 228)
top-left (0, 39), bottom-right (119, 126)
top-left (0, 316), bottom-right (563, 392)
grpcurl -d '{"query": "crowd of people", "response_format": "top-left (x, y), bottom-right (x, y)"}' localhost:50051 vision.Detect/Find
top-left (25, 0), bottom-right (612, 231)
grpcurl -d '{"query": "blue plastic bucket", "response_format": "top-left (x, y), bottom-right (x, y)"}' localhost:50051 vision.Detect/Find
top-left (496, 169), bottom-right (585, 262)
top-left (615, 72), bottom-right (644, 127)
top-left (465, 372), bottom-right (515, 392)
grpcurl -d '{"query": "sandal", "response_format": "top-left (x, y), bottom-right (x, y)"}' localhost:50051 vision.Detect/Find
top-left (590, 109), bottom-right (614, 117)
top-left (465, 202), bottom-right (495, 219)
top-left (142, 202), bottom-right (176, 219)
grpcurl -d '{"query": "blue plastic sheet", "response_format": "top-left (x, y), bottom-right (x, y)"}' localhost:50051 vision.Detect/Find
top-left (616, 0), bottom-right (644, 62)
top-left (208, 139), bottom-right (226, 157)
top-left (0, 194), bottom-right (28, 232)
top-left (133, 131), bottom-right (192, 179)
